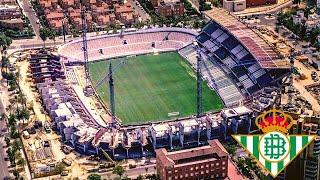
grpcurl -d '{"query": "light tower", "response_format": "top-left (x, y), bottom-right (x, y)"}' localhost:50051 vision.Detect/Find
top-left (109, 63), bottom-right (116, 126)
top-left (194, 41), bottom-right (202, 118)
top-left (81, 0), bottom-right (89, 87)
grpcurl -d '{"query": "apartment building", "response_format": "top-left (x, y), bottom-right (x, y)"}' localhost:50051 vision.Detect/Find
top-left (0, 4), bottom-right (20, 20)
top-left (156, 140), bottom-right (229, 180)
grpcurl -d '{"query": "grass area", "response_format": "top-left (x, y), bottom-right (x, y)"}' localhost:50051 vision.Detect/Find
top-left (89, 52), bottom-right (224, 125)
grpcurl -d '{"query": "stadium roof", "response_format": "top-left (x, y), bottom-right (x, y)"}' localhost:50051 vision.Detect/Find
top-left (205, 8), bottom-right (290, 69)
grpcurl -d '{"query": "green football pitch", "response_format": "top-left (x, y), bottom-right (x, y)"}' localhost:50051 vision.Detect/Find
top-left (89, 52), bottom-right (224, 125)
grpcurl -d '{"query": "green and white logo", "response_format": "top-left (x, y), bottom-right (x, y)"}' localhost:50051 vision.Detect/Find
top-left (232, 108), bottom-right (316, 177)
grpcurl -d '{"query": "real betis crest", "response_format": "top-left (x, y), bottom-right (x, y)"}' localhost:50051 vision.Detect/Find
top-left (232, 108), bottom-right (316, 178)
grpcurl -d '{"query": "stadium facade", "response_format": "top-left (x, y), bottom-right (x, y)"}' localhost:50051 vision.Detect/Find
top-left (35, 10), bottom-right (291, 160)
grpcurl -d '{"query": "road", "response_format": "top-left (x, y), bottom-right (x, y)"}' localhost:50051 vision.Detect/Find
top-left (17, 0), bottom-right (40, 39)
top-left (127, 0), bottom-right (150, 21)
top-left (0, 95), bottom-right (10, 179)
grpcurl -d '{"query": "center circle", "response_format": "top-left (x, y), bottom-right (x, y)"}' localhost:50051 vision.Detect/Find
top-left (259, 131), bottom-right (290, 162)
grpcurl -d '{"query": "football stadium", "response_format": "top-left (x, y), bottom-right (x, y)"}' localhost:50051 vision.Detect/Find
top-left (60, 28), bottom-right (225, 125)
top-left (88, 52), bottom-right (223, 125)
top-left (46, 8), bottom-right (290, 159)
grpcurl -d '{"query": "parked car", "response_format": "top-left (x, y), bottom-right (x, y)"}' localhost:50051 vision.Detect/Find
top-left (60, 170), bottom-right (68, 176)
top-left (311, 71), bottom-right (318, 81)
top-left (43, 140), bottom-right (50, 147)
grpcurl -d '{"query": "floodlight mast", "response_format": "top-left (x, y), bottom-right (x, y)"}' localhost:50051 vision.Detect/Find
top-left (81, 0), bottom-right (89, 87)
top-left (193, 41), bottom-right (203, 118)
top-left (94, 60), bottom-right (126, 127)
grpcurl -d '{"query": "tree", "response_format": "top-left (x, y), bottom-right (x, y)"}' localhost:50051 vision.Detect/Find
top-left (48, 30), bottom-right (58, 46)
top-left (87, 174), bottom-right (102, 180)
top-left (8, 114), bottom-right (16, 127)
top-left (0, 34), bottom-right (12, 54)
top-left (112, 164), bottom-right (125, 179)
top-left (54, 162), bottom-right (65, 174)
top-left (17, 108), bottom-right (30, 124)
top-left (17, 158), bottom-right (25, 167)
top-left (6, 148), bottom-right (15, 164)
top-left (137, 175), bottom-right (144, 180)
top-left (12, 139), bottom-right (22, 152)
top-left (226, 145), bottom-right (237, 157)
top-left (5, 137), bottom-right (10, 147)
top-left (39, 28), bottom-right (51, 48)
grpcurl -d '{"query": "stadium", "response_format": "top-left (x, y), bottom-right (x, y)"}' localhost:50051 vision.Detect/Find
top-left (38, 8), bottom-right (291, 158)
top-left (59, 28), bottom-right (226, 126)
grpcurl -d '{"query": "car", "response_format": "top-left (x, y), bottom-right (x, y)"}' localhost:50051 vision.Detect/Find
top-left (43, 140), bottom-right (50, 147)
top-left (4, 157), bottom-right (9, 161)
top-left (61, 145), bottom-right (73, 154)
top-left (28, 127), bottom-right (36, 134)
top-left (60, 170), bottom-right (68, 176)
top-left (311, 71), bottom-right (318, 81)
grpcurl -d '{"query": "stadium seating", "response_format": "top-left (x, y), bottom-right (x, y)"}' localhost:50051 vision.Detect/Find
top-left (196, 21), bottom-right (275, 95)
top-left (59, 29), bottom-right (195, 62)
top-left (179, 44), bottom-right (243, 107)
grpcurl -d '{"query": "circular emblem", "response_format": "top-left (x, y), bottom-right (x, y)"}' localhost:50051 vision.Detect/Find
top-left (259, 131), bottom-right (290, 162)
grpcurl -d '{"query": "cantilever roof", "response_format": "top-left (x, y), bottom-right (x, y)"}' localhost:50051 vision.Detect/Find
top-left (205, 8), bottom-right (290, 69)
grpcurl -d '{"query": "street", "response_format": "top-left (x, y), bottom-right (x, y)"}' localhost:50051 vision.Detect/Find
top-left (17, 0), bottom-right (40, 39)
top-left (0, 98), bottom-right (10, 180)
top-left (127, 0), bottom-right (150, 21)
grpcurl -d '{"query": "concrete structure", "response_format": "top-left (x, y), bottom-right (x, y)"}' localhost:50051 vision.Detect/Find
top-left (0, 18), bottom-right (24, 30)
top-left (151, 0), bottom-right (184, 17)
top-left (0, 4), bottom-right (20, 20)
top-left (29, 50), bottom-right (66, 83)
top-left (38, 0), bottom-right (139, 31)
top-left (156, 140), bottom-right (228, 180)
top-left (157, 1), bottom-right (184, 17)
top-left (223, 0), bottom-right (246, 12)
top-left (222, 0), bottom-right (277, 11)
top-left (221, 106), bottom-right (253, 135)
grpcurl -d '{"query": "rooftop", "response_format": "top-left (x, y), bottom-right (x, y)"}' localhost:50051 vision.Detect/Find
top-left (156, 140), bottom-right (228, 167)
top-left (205, 7), bottom-right (290, 69)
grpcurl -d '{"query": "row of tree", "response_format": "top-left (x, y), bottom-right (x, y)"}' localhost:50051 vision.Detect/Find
top-left (39, 28), bottom-right (58, 48)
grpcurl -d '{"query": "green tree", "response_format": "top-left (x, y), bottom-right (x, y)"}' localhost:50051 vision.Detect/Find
top-left (54, 162), bottom-right (66, 174)
top-left (87, 174), bottom-right (102, 180)
top-left (137, 175), bottom-right (144, 180)
top-left (12, 139), bottom-right (22, 152)
top-left (49, 29), bottom-right (58, 46)
top-left (5, 137), bottom-right (10, 147)
top-left (6, 148), bottom-right (16, 164)
top-left (17, 158), bottom-right (25, 167)
top-left (39, 28), bottom-right (51, 48)
top-left (0, 34), bottom-right (12, 55)
top-left (8, 114), bottom-right (16, 127)
top-left (226, 145), bottom-right (237, 157)
top-left (112, 164), bottom-right (125, 179)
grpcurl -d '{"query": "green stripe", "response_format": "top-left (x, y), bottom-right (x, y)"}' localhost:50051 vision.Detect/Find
top-left (277, 160), bottom-right (284, 171)
top-left (240, 136), bottom-right (247, 147)
top-left (302, 136), bottom-right (308, 147)
top-left (290, 136), bottom-right (296, 159)
top-left (265, 161), bottom-right (271, 172)
top-left (253, 136), bottom-right (259, 159)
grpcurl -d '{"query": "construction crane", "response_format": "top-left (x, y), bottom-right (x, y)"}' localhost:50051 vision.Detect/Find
top-left (81, 0), bottom-right (89, 87)
top-left (94, 60), bottom-right (127, 127)
top-left (194, 41), bottom-right (203, 118)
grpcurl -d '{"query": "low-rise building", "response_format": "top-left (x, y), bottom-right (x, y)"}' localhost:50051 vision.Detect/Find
top-left (222, 0), bottom-right (277, 11)
top-left (223, 0), bottom-right (246, 12)
top-left (156, 140), bottom-right (229, 180)
top-left (157, 1), bottom-right (184, 17)
top-left (114, 4), bottom-right (138, 25)
top-left (0, 18), bottom-right (24, 30)
top-left (0, 4), bottom-right (20, 20)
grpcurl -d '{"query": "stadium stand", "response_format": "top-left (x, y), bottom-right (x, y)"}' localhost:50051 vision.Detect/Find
top-left (179, 44), bottom-right (243, 107)
top-left (196, 10), bottom-right (290, 95)
top-left (59, 28), bottom-right (196, 62)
